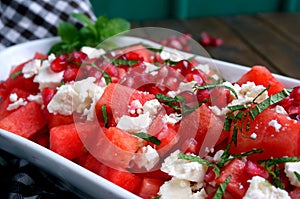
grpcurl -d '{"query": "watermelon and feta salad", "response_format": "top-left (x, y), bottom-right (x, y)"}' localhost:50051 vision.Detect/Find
top-left (1, 39), bottom-right (300, 199)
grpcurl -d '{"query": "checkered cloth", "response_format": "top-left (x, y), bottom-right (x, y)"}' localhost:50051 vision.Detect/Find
top-left (0, 0), bottom-right (96, 51)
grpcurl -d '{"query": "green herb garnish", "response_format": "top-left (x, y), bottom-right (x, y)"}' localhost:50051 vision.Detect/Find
top-left (134, 132), bottom-right (161, 146)
top-left (258, 157), bottom-right (300, 188)
top-left (178, 153), bottom-right (221, 177)
top-left (48, 13), bottom-right (130, 55)
top-left (249, 88), bottom-right (292, 120)
top-left (294, 171), bottom-right (300, 182)
top-left (10, 70), bottom-right (22, 79)
top-left (101, 104), bottom-right (108, 128)
top-left (213, 175), bottom-right (232, 199)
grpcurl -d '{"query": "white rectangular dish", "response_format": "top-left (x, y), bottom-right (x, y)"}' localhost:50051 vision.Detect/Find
top-left (0, 36), bottom-right (299, 198)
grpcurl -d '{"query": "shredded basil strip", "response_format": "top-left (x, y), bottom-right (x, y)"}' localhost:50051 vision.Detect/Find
top-left (134, 132), bottom-right (161, 146)
top-left (217, 142), bottom-right (233, 168)
top-left (108, 57), bottom-right (139, 67)
top-left (151, 196), bottom-right (161, 199)
top-left (101, 104), bottom-right (108, 128)
top-left (156, 94), bottom-right (182, 103)
top-left (232, 148), bottom-right (263, 158)
top-left (224, 85), bottom-right (239, 99)
top-left (232, 123), bottom-right (238, 146)
top-left (213, 175), bottom-right (232, 199)
top-left (102, 71), bottom-right (112, 85)
top-left (258, 157), bottom-right (300, 165)
top-left (294, 172), bottom-right (300, 182)
top-left (252, 85), bottom-right (270, 103)
top-left (10, 70), bottom-right (22, 79)
top-left (194, 83), bottom-right (238, 99)
top-left (228, 104), bottom-right (247, 111)
top-left (223, 117), bottom-right (232, 131)
top-left (249, 88), bottom-right (292, 120)
top-left (178, 153), bottom-right (220, 177)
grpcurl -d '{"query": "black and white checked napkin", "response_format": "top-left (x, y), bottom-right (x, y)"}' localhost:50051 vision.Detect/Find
top-left (0, 0), bottom-right (96, 50)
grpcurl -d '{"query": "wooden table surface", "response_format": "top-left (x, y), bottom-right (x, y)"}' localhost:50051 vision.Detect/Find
top-left (131, 13), bottom-right (300, 80)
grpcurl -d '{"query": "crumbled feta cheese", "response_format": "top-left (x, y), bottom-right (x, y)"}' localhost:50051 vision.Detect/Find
top-left (22, 59), bottom-right (42, 78)
top-left (9, 93), bottom-right (18, 102)
top-left (273, 105), bottom-right (288, 115)
top-left (160, 50), bottom-right (184, 62)
top-left (27, 93), bottom-right (43, 105)
top-left (117, 112), bottom-right (151, 133)
top-left (7, 98), bottom-right (27, 110)
top-left (117, 99), bottom-right (161, 133)
top-left (33, 58), bottom-right (64, 90)
top-left (81, 46), bottom-right (105, 59)
top-left (285, 162), bottom-right (300, 187)
top-left (210, 81), bottom-right (269, 116)
top-left (250, 133), bottom-right (257, 140)
top-left (161, 150), bottom-right (207, 182)
top-left (162, 113), bottom-right (182, 125)
top-left (135, 145), bottom-right (160, 171)
top-left (47, 77), bottom-right (104, 120)
top-left (167, 81), bottom-right (196, 97)
top-left (212, 150), bottom-right (224, 163)
top-left (144, 62), bottom-right (158, 74)
top-left (243, 176), bottom-right (291, 199)
top-left (158, 177), bottom-right (207, 199)
top-left (143, 99), bottom-right (161, 118)
top-left (268, 120), bottom-right (282, 132)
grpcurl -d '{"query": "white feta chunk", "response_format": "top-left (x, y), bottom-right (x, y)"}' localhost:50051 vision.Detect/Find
top-left (162, 113), bottom-right (182, 125)
top-left (273, 105), bottom-right (288, 115)
top-left (81, 46), bottom-right (105, 59)
top-left (9, 93), bottom-right (18, 102)
top-left (135, 145), bottom-right (160, 171)
top-left (143, 99), bottom-right (161, 118)
top-left (7, 98), bottom-right (27, 111)
top-left (243, 176), bottom-right (291, 199)
top-left (47, 77), bottom-right (104, 120)
top-left (285, 162), bottom-right (300, 187)
top-left (160, 50), bottom-right (184, 62)
top-left (158, 177), bottom-right (207, 199)
top-left (33, 59), bottom-right (64, 90)
top-left (161, 150), bottom-right (207, 183)
top-left (27, 93), bottom-right (43, 105)
top-left (268, 120), bottom-right (282, 132)
top-left (117, 112), bottom-right (151, 133)
top-left (22, 59), bottom-right (42, 78)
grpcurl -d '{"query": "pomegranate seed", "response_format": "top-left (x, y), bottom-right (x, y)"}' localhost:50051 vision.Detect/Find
top-left (139, 84), bottom-right (163, 95)
top-left (124, 52), bottom-right (143, 61)
top-left (50, 54), bottom-right (68, 72)
top-left (103, 63), bottom-right (119, 77)
top-left (41, 87), bottom-right (56, 105)
top-left (199, 32), bottom-right (213, 47)
top-left (196, 88), bottom-right (211, 104)
top-left (69, 51), bottom-right (87, 65)
top-left (63, 68), bottom-right (79, 82)
top-left (173, 60), bottom-right (193, 76)
top-left (290, 86), bottom-right (300, 102)
top-left (212, 38), bottom-right (223, 47)
top-left (178, 91), bottom-right (198, 107)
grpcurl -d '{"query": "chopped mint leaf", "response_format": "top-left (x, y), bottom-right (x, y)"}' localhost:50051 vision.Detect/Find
top-left (249, 88), bottom-right (292, 120)
top-left (101, 104), bottom-right (108, 128)
top-left (213, 175), bottom-right (232, 199)
top-left (10, 70), bottom-right (22, 79)
top-left (134, 132), bottom-right (161, 146)
top-left (178, 153), bottom-right (221, 177)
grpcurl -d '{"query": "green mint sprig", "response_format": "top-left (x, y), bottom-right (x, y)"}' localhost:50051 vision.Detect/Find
top-left (49, 13), bottom-right (130, 55)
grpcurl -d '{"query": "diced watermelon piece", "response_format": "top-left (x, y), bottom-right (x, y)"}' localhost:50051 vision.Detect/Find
top-left (0, 88), bottom-right (31, 120)
top-left (236, 66), bottom-right (285, 95)
top-left (95, 83), bottom-right (154, 125)
top-left (137, 178), bottom-right (164, 199)
top-left (0, 101), bottom-right (46, 138)
top-left (107, 168), bottom-right (142, 194)
top-left (229, 108), bottom-right (300, 161)
top-left (215, 159), bottom-right (248, 198)
top-left (47, 112), bottom-right (74, 128)
top-left (50, 122), bottom-right (95, 160)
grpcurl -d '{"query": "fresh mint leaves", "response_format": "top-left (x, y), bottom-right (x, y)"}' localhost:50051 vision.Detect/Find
top-left (49, 13), bottom-right (130, 55)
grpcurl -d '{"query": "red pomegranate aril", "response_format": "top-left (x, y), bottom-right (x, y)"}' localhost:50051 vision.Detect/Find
top-left (123, 52), bottom-right (144, 62)
top-left (212, 38), bottom-right (223, 47)
top-left (63, 68), bottom-right (79, 82)
top-left (174, 60), bottom-right (193, 76)
top-left (104, 63), bottom-right (119, 77)
top-left (41, 87), bottom-right (57, 105)
top-left (196, 88), bottom-right (211, 104)
top-left (290, 86), bottom-right (300, 102)
top-left (199, 32), bottom-right (213, 47)
top-left (50, 54), bottom-right (68, 72)
top-left (69, 51), bottom-right (87, 65)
